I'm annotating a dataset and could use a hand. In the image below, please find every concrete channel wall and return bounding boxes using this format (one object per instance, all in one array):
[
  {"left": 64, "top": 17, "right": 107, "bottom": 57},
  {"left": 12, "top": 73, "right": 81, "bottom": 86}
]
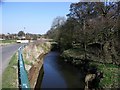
[{"left": 22, "top": 42, "right": 51, "bottom": 88}]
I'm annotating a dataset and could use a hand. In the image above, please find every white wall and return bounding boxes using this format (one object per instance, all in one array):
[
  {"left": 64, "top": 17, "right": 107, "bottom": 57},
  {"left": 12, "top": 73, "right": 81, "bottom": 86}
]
[{"left": 16, "top": 40, "right": 29, "bottom": 43}]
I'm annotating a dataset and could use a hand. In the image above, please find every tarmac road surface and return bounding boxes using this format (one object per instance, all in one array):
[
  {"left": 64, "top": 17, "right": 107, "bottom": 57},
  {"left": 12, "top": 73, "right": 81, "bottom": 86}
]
[{"left": 0, "top": 43, "right": 26, "bottom": 75}]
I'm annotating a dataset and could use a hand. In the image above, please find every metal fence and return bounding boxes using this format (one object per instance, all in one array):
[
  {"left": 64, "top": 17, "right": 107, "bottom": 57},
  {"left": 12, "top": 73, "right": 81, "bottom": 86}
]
[{"left": 18, "top": 46, "right": 30, "bottom": 89}]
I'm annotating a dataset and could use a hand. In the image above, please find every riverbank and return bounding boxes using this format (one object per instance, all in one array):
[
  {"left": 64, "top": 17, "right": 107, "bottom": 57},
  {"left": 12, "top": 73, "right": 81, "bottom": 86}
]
[
  {"left": 90, "top": 62, "right": 120, "bottom": 88},
  {"left": 23, "top": 41, "right": 51, "bottom": 88},
  {"left": 61, "top": 48, "right": 120, "bottom": 89}
]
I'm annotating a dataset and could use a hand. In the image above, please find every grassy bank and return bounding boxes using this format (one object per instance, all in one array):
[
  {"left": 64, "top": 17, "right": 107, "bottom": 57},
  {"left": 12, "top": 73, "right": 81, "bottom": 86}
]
[
  {"left": 2, "top": 53, "right": 18, "bottom": 88},
  {"left": 61, "top": 49, "right": 120, "bottom": 88},
  {"left": 89, "top": 62, "right": 120, "bottom": 88},
  {"left": 0, "top": 40, "right": 16, "bottom": 43}
]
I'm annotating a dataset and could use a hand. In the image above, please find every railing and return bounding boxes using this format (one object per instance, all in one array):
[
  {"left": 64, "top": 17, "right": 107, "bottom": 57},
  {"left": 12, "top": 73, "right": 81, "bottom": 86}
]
[{"left": 18, "top": 46, "right": 30, "bottom": 89}]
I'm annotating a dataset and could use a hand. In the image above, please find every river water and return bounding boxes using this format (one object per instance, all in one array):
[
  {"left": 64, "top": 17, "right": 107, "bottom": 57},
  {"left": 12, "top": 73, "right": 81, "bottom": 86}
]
[{"left": 41, "top": 51, "right": 85, "bottom": 89}]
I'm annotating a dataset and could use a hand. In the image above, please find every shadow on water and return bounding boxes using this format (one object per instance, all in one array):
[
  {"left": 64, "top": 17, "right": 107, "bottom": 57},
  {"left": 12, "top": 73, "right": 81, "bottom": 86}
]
[
  {"left": 36, "top": 43, "right": 104, "bottom": 90},
  {"left": 41, "top": 51, "right": 85, "bottom": 89}
]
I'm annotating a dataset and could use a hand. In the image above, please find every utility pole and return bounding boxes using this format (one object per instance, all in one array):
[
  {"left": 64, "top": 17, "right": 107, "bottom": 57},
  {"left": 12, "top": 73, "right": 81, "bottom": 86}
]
[{"left": 24, "top": 27, "right": 26, "bottom": 39}]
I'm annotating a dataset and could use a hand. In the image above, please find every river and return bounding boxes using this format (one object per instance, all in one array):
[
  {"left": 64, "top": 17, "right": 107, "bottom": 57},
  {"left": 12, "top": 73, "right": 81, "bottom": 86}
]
[{"left": 41, "top": 51, "right": 85, "bottom": 89}]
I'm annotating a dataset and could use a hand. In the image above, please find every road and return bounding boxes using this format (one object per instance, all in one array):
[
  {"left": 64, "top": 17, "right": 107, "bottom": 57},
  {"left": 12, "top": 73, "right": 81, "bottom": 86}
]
[{"left": 0, "top": 43, "right": 26, "bottom": 75}]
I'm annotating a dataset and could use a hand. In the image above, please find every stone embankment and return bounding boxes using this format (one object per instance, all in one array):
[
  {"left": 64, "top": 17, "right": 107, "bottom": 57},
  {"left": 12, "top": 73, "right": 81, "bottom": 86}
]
[{"left": 23, "top": 41, "right": 51, "bottom": 88}]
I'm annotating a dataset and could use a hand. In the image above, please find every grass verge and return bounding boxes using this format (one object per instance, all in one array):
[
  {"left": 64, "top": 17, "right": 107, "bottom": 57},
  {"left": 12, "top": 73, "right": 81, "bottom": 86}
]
[
  {"left": 1, "top": 40, "right": 16, "bottom": 43},
  {"left": 90, "top": 62, "right": 120, "bottom": 88},
  {"left": 2, "top": 53, "right": 18, "bottom": 88}
]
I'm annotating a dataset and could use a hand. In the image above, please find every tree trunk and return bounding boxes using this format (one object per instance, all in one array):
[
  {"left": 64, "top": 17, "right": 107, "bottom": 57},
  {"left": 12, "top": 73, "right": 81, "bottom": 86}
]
[{"left": 83, "top": 20, "right": 87, "bottom": 60}]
